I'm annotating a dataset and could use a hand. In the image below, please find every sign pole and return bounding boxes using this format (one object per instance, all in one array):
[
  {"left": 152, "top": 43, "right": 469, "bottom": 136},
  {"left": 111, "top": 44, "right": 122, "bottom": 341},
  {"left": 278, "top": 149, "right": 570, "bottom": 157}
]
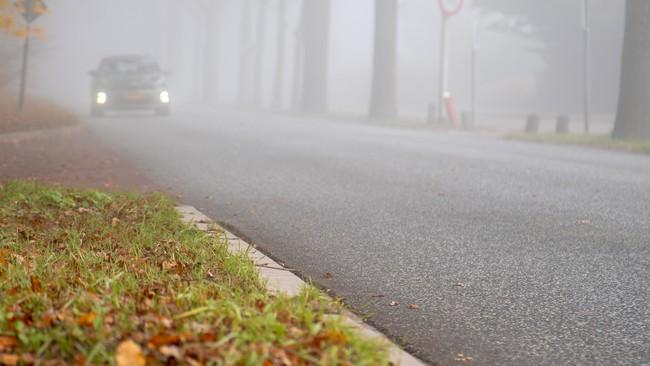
[
  {"left": 435, "top": 0, "right": 463, "bottom": 124},
  {"left": 18, "top": 23, "right": 31, "bottom": 112}
]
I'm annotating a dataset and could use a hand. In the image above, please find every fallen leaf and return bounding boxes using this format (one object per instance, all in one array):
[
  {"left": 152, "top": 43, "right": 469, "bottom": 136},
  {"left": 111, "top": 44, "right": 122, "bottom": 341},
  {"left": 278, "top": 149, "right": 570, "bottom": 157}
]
[
  {"left": 408, "top": 304, "right": 420, "bottom": 310},
  {"left": 148, "top": 332, "right": 180, "bottom": 348},
  {"left": 454, "top": 353, "right": 474, "bottom": 362},
  {"left": 0, "top": 354, "right": 19, "bottom": 365},
  {"left": 323, "top": 272, "right": 334, "bottom": 279},
  {"left": 75, "top": 354, "right": 85, "bottom": 366},
  {"left": 30, "top": 276, "right": 42, "bottom": 293},
  {"left": 159, "top": 345, "right": 182, "bottom": 360},
  {"left": 269, "top": 347, "right": 292, "bottom": 366},
  {"left": 255, "top": 299, "right": 266, "bottom": 312},
  {"left": 0, "top": 336, "right": 18, "bottom": 351},
  {"left": 76, "top": 312, "right": 96, "bottom": 327},
  {"left": 116, "top": 339, "right": 145, "bottom": 366},
  {"left": 111, "top": 217, "right": 120, "bottom": 227}
]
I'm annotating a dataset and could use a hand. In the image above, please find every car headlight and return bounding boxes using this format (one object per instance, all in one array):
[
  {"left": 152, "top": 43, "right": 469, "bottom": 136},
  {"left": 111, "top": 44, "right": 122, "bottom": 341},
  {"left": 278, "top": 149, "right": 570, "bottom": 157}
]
[
  {"left": 96, "top": 92, "right": 107, "bottom": 104},
  {"left": 159, "top": 91, "right": 170, "bottom": 104}
]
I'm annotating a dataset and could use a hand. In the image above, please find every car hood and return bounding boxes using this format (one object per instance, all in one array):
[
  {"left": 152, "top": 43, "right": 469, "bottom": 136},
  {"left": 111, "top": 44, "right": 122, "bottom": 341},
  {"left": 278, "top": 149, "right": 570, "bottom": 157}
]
[{"left": 95, "top": 73, "right": 166, "bottom": 90}]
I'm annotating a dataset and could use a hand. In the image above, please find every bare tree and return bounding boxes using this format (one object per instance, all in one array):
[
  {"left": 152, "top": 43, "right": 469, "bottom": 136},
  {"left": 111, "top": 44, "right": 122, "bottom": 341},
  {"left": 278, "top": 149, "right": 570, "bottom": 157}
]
[
  {"left": 368, "top": 0, "right": 398, "bottom": 120},
  {"left": 300, "top": 0, "right": 330, "bottom": 115},
  {"left": 238, "top": 0, "right": 253, "bottom": 105},
  {"left": 613, "top": 0, "right": 650, "bottom": 139},
  {"left": 272, "top": 0, "right": 287, "bottom": 109},
  {"left": 203, "top": 1, "right": 224, "bottom": 104},
  {"left": 252, "top": 0, "right": 269, "bottom": 107}
]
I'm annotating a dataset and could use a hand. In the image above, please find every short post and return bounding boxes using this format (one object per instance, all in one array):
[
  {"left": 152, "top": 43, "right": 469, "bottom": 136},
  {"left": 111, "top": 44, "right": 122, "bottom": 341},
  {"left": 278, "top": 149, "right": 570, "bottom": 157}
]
[
  {"left": 525, "top": 114, "right": 540, "bottom": 134},
  {"left": 556, "top": 115, "right": 570, "bottom": 134},
  {"left": 427, "top": 103, "right": 436, "bottom": 124},
  {"left": 461, "top": 111, "right": 473, "bottom": 130}
]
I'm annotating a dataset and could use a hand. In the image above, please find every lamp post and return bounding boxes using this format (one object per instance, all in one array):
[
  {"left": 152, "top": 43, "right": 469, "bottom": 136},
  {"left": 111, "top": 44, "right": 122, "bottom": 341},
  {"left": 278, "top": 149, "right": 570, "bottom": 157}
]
[{"left": 436, "top": 0, "right": 464, "bottom": 123}]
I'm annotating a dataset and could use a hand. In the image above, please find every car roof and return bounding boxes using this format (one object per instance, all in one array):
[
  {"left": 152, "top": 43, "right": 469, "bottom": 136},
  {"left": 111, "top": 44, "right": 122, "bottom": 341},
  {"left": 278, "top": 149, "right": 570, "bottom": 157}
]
[{"left": 100, "top": 55, "right": 158, "bottom": 64}]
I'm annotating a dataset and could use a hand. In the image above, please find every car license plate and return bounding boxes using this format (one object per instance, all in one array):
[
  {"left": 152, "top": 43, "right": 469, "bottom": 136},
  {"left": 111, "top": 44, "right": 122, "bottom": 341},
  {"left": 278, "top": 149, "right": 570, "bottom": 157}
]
[{"left": 126, "top": 91, "right": 145, "bottom": 101}]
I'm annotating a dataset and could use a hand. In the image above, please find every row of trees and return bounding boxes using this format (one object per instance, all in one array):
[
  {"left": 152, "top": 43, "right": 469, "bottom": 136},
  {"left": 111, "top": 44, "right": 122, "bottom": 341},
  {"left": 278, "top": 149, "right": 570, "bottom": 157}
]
[
  {"left": 184, "top": 0, "right": 646, "bottom": 138},
  {"left": 474, "top": 0, "right": 648, "bottom": 138},
  {"left": 174, "top": 0, "right": 398, "bottom": 120}
]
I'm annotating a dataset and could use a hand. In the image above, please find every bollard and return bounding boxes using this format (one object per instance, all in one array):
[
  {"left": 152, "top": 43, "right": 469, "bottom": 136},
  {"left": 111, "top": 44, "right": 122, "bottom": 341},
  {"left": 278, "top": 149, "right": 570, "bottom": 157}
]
[
  {"left": 427, "top": 103, "right": 437, "bottom": 124},
  {"left": 556, "top": 115, "right": 570, "bottom": 134},
  {"left": 461, "top": 111, "right": 474, "bottom": 130},
  {"left": 525, "top": 114, "right": 540, "bottom": 133}
]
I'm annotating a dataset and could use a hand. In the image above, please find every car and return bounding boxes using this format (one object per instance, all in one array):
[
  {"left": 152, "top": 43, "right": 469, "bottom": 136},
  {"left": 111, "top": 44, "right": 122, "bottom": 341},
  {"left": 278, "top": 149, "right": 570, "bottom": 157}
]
[{"left": 89, "top": 55, "right": 171, "bottom": 117}]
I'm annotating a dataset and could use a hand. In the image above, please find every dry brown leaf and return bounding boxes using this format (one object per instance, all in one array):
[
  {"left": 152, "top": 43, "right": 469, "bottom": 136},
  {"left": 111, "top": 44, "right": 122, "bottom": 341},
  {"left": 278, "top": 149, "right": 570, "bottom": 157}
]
[
  {"left": 76, "top": 312, "right": 96, "bottom": 327},
  {"left": 0, "top": 354, "right": 19, "bottom": 366},
  {"left": 408, "top": 304, "right": 420, "bottom": 310},
  {"left": 116, "top": 339, "right": 145, "bottom": 366},
  {"left": 0, "top": 336, "right": 18, "bottom": 351},
  {"left": 323, "top": 272, "right": 334, "bottom": 279},
  {"left": 148, "top": 332, "right": 180, "bottom": 348},
  {"left": 111, "top": 217, "right": 120, "bottom": 227},
  {"left": 159, "top": 345, "right": 182, "bottom": 360},
  {"left": 30, "top": 276, "right": 42, "bottom": 293}
]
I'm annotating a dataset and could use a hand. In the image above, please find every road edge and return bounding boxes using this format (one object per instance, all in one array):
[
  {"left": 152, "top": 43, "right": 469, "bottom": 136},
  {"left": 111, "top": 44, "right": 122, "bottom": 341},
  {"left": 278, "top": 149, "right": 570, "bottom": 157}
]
[{"left": 176, "top": 205, "right": 428, "bottom": 366}]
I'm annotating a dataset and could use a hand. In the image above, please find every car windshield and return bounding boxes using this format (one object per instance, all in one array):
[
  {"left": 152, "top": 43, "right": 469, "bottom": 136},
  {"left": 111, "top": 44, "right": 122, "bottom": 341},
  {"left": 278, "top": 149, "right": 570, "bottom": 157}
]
[{"left": 100, "top": 58, "right": 160, "bottom": 75}]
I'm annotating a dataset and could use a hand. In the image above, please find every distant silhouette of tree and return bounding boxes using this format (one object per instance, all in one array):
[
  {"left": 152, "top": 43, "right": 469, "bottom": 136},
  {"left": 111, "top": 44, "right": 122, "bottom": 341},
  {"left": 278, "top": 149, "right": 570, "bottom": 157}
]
[
  {"left": 368, "top": 0, "right": 398, "bottom": 121},
  {"left": 613, "top": 0, "right": 650, "bottom": 139},
  {"left": 300, "top": 0, "right": 330, "bottom": 115}
]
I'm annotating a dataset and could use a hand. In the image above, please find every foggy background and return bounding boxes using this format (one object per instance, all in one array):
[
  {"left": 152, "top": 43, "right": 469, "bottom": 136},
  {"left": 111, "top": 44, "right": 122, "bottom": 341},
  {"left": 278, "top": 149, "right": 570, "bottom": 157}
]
[{"left": 1, "top": 0, "right": 625, "bottom": 127}]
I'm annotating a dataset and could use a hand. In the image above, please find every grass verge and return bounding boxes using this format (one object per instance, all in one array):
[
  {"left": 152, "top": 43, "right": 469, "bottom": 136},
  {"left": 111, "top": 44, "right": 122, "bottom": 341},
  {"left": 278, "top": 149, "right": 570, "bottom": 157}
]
[
  {"left": 0, "top": 181, "right": 389, "bottom": 365},
  {"left": 0, "top": 93, "right": 78, "bottom": 134},
  {"left": 507, "top": 132, "right": 650, "bottom": 155}
]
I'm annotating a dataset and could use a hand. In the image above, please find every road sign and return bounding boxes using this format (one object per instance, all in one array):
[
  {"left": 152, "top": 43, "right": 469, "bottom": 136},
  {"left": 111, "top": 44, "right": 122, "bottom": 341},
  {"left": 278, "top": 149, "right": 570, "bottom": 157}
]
[
  {"left": 438, "top": 0, "right": 464, "bottom": 17},
  {"left": 14, "top": 0, "right": 47, "bottom": 24}
]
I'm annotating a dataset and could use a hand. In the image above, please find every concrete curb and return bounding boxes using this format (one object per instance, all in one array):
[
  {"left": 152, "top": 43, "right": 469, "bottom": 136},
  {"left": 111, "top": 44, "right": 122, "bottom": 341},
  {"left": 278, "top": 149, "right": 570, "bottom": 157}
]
[
  {"left": 0, "top": 125, "right": 83, "bottom": 144},
  {"left": 176, "top": 205, "right": 427, "bottom": 366}
]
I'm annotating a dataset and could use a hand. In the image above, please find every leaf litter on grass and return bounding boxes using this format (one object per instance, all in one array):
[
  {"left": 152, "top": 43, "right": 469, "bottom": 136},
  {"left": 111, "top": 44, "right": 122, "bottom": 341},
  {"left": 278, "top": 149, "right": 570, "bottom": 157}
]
[{"left": 0, "top": 180, "right": 390, "bottom": 365}]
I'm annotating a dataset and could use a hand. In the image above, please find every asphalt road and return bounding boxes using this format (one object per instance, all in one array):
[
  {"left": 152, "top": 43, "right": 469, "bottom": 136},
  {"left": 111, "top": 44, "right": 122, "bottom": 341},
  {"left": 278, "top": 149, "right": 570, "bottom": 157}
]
[{"left": 88, "top": 108, "right": 649, "bottom": 366}]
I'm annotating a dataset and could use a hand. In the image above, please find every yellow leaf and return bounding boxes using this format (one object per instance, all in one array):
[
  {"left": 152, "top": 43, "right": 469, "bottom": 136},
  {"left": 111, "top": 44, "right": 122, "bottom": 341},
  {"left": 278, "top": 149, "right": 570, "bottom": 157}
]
[{"left": 116, "top": 339, "right": 145, "bottom": 366}]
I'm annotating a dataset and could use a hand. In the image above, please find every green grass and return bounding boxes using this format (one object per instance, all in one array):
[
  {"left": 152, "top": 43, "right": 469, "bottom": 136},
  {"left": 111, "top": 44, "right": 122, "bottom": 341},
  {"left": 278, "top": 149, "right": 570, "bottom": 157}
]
[
  {"left": 0, "top": 181, "right": 389, "bottom": 365},
  {"left": 507, "top": 132, "right": 650, "bottom": 154}
]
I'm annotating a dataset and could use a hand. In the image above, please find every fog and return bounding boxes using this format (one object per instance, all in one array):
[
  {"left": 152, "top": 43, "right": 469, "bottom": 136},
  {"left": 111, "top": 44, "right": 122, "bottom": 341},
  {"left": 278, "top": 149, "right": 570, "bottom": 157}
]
[{"left": 2, "top": 0, "right": 625, "bottom": 127}]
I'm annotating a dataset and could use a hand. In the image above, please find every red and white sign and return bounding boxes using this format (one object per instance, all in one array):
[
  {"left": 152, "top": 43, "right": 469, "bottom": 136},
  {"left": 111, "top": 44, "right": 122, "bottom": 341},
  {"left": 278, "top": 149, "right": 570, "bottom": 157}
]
[{"left": 438, "top": 0, "right": 464, "bottom": 17}]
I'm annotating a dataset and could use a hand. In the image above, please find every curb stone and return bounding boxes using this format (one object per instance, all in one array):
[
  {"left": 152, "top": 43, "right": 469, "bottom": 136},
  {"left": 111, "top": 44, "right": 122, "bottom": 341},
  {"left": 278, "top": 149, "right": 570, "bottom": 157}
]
[
  {"left": 176, "top": 205, "right": 428, "bottom": 366},
  {"left": 0, "top": 125, "right": 82, "bottom": 144}
]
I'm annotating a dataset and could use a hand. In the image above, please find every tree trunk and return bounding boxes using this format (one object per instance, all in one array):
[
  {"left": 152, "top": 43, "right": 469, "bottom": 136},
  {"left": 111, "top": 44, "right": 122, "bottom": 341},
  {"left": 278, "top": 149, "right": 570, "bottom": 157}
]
[
  {"left": 613, "top": 0, "right": 650, "bottom": 139},
  {"left": 272, "top": 0, "right": 287, "bottom": 109},
  {"left": 252, "top": 0, "right": 269, "bottom": 107},
  {"left": 238, "top": 0, "right": 253, "bottom": 105},
  {"left": 368, "top": 0, "right": 398, "bottom": 120},
  {"left": 300, "top": 0, "right": 330, "bottom": 115},
  {"left": 203, "top": 4, "right": 221, "bottom": 104}
]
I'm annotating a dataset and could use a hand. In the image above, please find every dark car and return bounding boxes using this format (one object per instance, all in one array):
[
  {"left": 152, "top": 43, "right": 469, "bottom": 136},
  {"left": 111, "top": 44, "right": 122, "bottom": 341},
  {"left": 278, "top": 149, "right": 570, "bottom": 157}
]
[{"left": 89, "top": 55, "right": 170, "bottom": 116}]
